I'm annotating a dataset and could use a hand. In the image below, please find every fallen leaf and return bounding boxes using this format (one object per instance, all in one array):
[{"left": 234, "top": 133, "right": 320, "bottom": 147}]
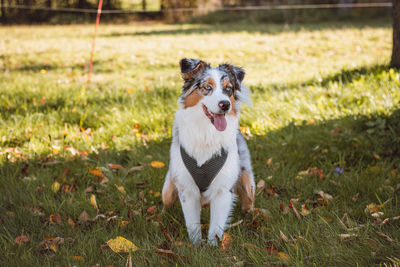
[
  {"left": 278, "top": 252, "right": 288, "bottom": 260},
  {"left": 126, "top": 253, "right": 133, "bottom": 267},
  {"left": 352, "top": 192, "right": 360, "bottom": 202},
  {"left": 78, "top": 210, "right": 91, "bottom": 223},
  {"left": 67, "top": 217, "right": 76, "bottom": 227},
  {"left": 280, "top": 203, "right": 289, "bottom": 214},
  {"left": 89, "top": 168, "right": 104, "bottom": 178},
  {"left": 221, "top": 233, "right": 233, "bottom": 251},
  {"left": 121, "top": 220, "right": 129, "bottom": 228},
  {"left": 339, "top": 233, "right": 357, "bottom": 240},
  {"left": 266, "top": 158, "right": 272, "bottom": 166},
  {"left": 72, "top": 256, "right": 83, "bottom": 261},
  {"left": 317, "top": 190, "right": 333, "bottom": 200},
  {"left": 279, "top": 230, "right": 289, "bottom": 243},
  {"left": 256, "top": 179, "right": 265, "bottom": 189},
  {"left": 106, "top": 236, "right": 138, "bottom": 253},
  {"left": 266, "top": 246, "right": 278, "bottom": 255},
  {"left": 109, "top": 163, "right": 124, "bottom": 170},
  {"left": 300, "top": 204, "right": 310, "bottom": 216},
  {"left": 147, "top": 205, "right": 157, "bottom": 214},
  {"left": 50, "top": 213, "right": 61, "bottom": 224},
  {"left": 376, "top": 231, "right": 395, "bottom": 242},
  {"left": 115, "top": 184, "right": 127, "bottom": 194},
  {"left": 289, "top": 201, "right": 301, "bottom": 220},
  {"left": 90, "top": 194, "right": 98, "bottom": 210},
  {"left": 15, "top": 235, "right": 29, "bottom": 245},
  {"left": 51, "top": 181, "right": 60, "bottom": 193},
  {"left": 128, "top": 166, "right": 143, "bottom": 172},
  {"left": 151, "top": 161, "right": 165, "bottom": 168}
]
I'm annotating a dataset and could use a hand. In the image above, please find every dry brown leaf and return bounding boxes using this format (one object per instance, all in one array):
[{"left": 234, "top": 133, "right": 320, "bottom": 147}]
[
  {"left": 352, "top": 192, "right": 360, "bottom": 202},
  {"left": 266, "top": 158, "right": 272, "bottom": 166},
  {"left": 221, "top": 233, "right": 233, "bottom": 251},
  {"left": 109, "top": 163, "right": 124, "bottom": 170},
  {"left": 376, "top": 231, "right": 395, "bottom": 242},
  {"left": 78, "top": 210, "right": 91, "bottom": 223},
  {"left": 289, "top": 201, "right": 301, "bottom": 220},
  {"left": 49, "top": 213, "right": 61, "bottom": 224},
  {"left": 256, "top": 179, "right": 265, "bottom": 189},
  {"left": 128, "top": 166, "right": 143, "bottom": 173},
  {"left": 147, "top": 205, "right": 157, "bottom": 214},
  {"left": 67, "top": 217, "right": 76, "bottom": 227},
  {"left": 15, "top": 235, "right": 29, "bottom": 245},
  {"left": 279, "top": 230, "right": 289, "bottom": 243}
]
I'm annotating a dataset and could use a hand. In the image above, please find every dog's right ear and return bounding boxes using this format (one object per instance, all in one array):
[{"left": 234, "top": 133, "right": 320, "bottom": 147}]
[{"left": 180, "top": 58, "right": 208, "bottom": 80}]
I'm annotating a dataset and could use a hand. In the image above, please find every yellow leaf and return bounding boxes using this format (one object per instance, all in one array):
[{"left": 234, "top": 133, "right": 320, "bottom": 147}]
[
  {"left": 106, "top": 236, "right": 138, "bottom": 253},
  {"left": 154, "top": 192, "right": 161, "bottom": 197},
  {"left": 89, "top": 168, "right": 104, "bottom": 178},
  {"left": 300, "top": 204, "right": 310, "bottom": 216},
  {"left": 114, "top": 184, "right": 126, "bottom": 194},
  {"left": 278, "top": 252, "right": 288, "bottom": 260},
  {"left": 90, "top": 194, "right": 98, "bottom": 210},
  {"left": 51, "top": 181, "right": 60, "bottom": 193},
  {"left": 72, "top": 256, "right": 83, "bottom": 261},
  {"left": 49, "top": 243, "right": 57, "bottom": 253},
  {"left": 151, "top": 161, "right": 165, "bottom": 168},
  {"left": 40, "top": 69, "right": 47, "bottom": 74}
]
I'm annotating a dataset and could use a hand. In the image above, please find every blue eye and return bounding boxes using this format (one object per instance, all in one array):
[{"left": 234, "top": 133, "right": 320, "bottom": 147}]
[
  {"left": 226, "top": 86, "right": 232, "bottom": 92},
  {"left": 205, "top": 85, "right": 212, "bottom": 91}
]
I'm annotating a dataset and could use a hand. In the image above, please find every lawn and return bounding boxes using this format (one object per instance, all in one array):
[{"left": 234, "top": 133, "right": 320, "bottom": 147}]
[{"left": 1, "top": 18, "right": 400, "bottom": 266}]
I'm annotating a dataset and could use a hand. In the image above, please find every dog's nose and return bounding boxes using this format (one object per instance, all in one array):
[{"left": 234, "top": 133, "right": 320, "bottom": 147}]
[{"left": 218, "top": 100, "right": 230, "bottom": 111}]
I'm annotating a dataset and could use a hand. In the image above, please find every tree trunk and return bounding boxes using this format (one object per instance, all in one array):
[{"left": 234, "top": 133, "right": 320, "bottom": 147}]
[
  {"left": 142, "top": 0, "right": 146, "bottom": 11},
  {"left": 0, "top": 0, "right": 5, "bottom": 23},
  {"left": 391, "top": 0, "right": 400, "bottom": 68}
]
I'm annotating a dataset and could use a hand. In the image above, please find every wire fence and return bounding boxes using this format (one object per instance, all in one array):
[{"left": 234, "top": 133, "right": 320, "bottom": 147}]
[{"left": 2, "top": 2, "right": 393, "bottom": 14}]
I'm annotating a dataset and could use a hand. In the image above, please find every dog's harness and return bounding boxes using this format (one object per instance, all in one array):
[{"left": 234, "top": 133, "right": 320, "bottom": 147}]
[{"left": 180, "top": 146, "right": 228, "bottom": 192}]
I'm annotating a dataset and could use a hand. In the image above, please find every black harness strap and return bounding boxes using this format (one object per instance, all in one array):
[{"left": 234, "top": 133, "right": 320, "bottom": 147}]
[{"left": 180, "top": 146, "right": 228, "bottom": 192}]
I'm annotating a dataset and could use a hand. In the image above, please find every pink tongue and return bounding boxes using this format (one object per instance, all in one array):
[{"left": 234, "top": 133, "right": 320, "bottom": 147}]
[{"left": 213, "top": 114, "right": 227, "bottom": 131}]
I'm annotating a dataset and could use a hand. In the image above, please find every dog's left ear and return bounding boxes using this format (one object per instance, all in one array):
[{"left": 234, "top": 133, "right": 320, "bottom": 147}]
[{"left": 219, "top": 63, "right": 245, "bottom": 89}]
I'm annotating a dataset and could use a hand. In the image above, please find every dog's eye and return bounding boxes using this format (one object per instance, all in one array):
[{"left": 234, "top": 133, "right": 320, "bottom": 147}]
[
  {"left": 205, "top": 85, "right": 212, "bottom": 91},
  {"left": 225, "top": 86, "right": 232, "bottom": 92}
]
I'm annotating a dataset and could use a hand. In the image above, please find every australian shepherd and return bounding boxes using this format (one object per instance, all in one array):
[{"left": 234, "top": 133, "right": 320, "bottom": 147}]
[{"left": 162, "top": 58, "right": 255, "bottom": 245}]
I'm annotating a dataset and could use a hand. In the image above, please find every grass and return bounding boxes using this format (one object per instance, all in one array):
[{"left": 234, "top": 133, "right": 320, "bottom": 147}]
[{"left": 1, "top": 18, "right": 400, "bottom": 266}]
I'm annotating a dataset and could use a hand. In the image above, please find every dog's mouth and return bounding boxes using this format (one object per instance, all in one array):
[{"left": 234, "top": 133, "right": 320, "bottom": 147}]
[{"left": 202, "top": 104, "right": 227, "bottom": 132}]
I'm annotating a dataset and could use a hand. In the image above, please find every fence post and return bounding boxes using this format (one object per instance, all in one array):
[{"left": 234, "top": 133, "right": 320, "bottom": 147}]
[{"left": 88, "top": 0, "right": 103, "bottom": 84}]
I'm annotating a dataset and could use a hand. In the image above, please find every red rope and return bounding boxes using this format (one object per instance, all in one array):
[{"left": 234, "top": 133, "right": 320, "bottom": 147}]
[{"left": 88, "top": 0, "right": 103, "bottom": 84}]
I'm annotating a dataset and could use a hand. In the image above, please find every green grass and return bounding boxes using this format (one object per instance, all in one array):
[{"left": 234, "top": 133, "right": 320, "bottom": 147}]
[{"left": 1, "top": 18, "right": 400, "bottom": 266}]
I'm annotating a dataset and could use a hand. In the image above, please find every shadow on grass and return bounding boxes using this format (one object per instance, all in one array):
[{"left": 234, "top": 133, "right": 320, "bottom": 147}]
[
  {"left": 101, "top": 17, "right": 390, "bottom": 38},
  {"left": 1, "top": 64, "right": 393, "bottom": 122}
]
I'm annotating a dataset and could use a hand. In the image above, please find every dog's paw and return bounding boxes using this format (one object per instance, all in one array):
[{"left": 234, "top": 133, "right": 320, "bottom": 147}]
[{"left": 207, "top": 238, "right": 218, "bottom": 246}]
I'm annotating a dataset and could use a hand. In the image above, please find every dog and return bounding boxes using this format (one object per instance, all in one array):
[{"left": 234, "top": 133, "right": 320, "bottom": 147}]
[{"left": 162, "top": 58, "right": 255, "bottom": 245}]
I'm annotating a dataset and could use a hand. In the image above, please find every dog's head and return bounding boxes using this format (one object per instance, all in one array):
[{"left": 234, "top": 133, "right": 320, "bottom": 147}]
[{"left": 179, "top": 58, "right": 247, "bottom": 132}]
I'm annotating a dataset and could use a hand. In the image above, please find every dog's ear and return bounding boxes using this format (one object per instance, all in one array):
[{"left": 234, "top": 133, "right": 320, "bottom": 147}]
[
  {"left": 219, "top": 63, "right": 245, "bottom": 90},
  {"left": 180, "top": 58, "right": 208, "bottom": 80}
]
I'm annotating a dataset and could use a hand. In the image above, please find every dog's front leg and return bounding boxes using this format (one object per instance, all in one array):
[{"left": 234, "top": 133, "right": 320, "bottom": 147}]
[
  {"left": 208, "top": 189, "right": 233, "bottom": 245},
  {"left": 179, "top": 189, "right": 202, "bottom": 244}
]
